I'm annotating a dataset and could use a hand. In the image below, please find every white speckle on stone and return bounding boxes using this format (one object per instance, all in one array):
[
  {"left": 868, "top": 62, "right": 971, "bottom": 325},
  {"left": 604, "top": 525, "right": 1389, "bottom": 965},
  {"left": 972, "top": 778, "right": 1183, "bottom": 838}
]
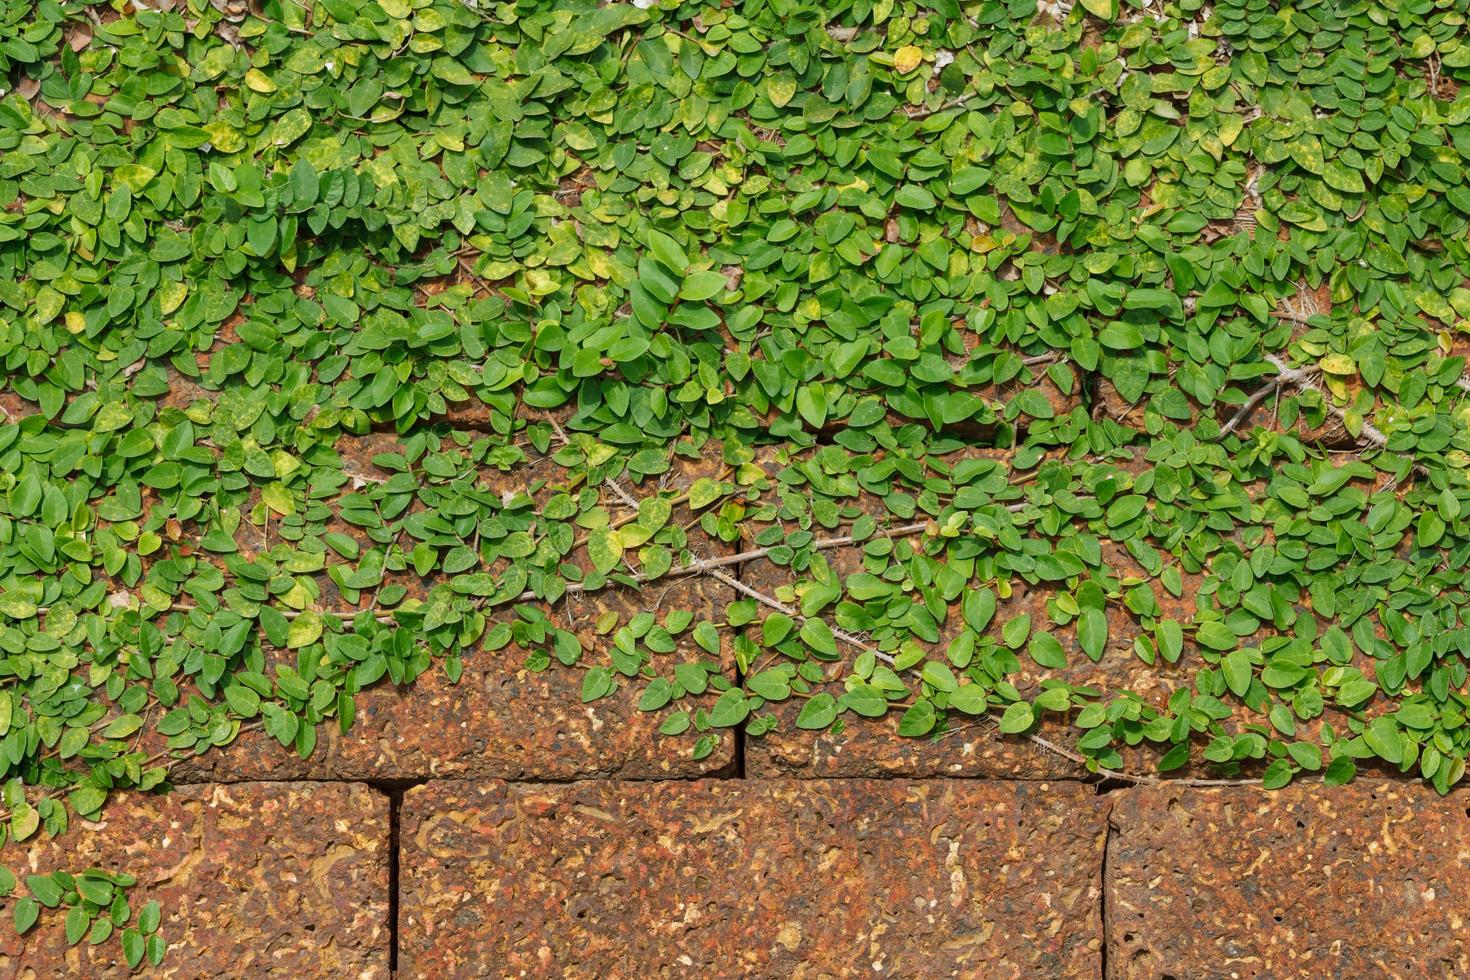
[{"left": 946, "top": 839, "right": 967, "bottom": 907}]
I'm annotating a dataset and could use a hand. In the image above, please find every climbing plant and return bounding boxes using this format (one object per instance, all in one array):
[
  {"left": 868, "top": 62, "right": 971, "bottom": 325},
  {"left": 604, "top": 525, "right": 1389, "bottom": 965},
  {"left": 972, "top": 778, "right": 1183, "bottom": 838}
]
[{"left": 4, "top": 0, "right": 1470, "bottom": 957}]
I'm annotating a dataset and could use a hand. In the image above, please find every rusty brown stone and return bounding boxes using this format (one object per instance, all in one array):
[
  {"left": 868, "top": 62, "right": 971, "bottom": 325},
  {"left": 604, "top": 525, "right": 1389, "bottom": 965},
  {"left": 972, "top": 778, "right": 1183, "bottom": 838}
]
[
  {"left": 0, "top": 782, "right": 389, "bottom": 977},
  {"left": 153, "top": 372, "right": 215, "bottom": 415},
  {"left": 163, "top": 577, "right": 737, "bottom": 782},
  {"left": 398, "top": 779, "right": 1107, "bottom": 977},
  {"left": 0, "top": 388, "right": 34, "bottom": 422},
  {"left": 1107, "top": 782, "right": 1470, "bottom": 978}
]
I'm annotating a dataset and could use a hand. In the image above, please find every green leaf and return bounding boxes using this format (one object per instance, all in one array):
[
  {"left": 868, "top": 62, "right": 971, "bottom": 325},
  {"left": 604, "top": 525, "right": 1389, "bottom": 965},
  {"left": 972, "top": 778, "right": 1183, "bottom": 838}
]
[
  {"left": 646, "top": 230, "right": 690, "bottom": 273},
  {"left": 101, "top": 714, "right": 144, "bottom": 739},
  {"left": 762, "top": 614, "right": 793, "bottom": 646},
  {"left": 795, "top": 693, "right": 839, "bottom": 729},
  {"left": 920, "top": 661, "right": 957, "bottom": 693},
  {"left": 1363, "top": 717, "right": 1402, "bottom": 764},
  {"left": 1195, "top": 621, "right": 1236, "bottom": 652},
  {"left": 1002, "top": 613, "right": 1032, "bottom": 649},
  {"left": 225, "top": 684, "right": 261, "bottom": 718},
  {"left": 679, "top": 271, "right": 727, "bottom": 302},
  {"left": 138, "top": 901, "right": 162, "bottom": 936},
  {"left": 65, "top": 905, "right": 90, "bottom": 945},
  {"left": 26, "top": 874, "right": 62, "bottom": 908},
  {"left": 746, "top": 669, "right": 791, "bottom": 701},
  {"left": 948, "top": 684, "right": 987, "bottom": 715},
  {"left": 840, "top": 683, "right": 888, "bottom": 718},
  {"left": 1324, "top": 756, "right": 1357, "bottom": 786},
  {"left": 1029, "top": 633, "right": 1068, "bottom": 669},
  {"left": 122, "top": 928, "right": 146, "bottom": 969},
  {"left": 897, "top": 700, "right": 936, "bottom": 736},
  {"left": 895, "top": 184, "right": 936, "bottom": 210},
  {"left": 13, "top": 897, "right": 38, "bottom": 935},
  {"left": 998, "top": 701, "right": 1034, "bottom": 734},
  {"left": 799, "top": 618, "right": 838, "bottom": 657},
  {"left": 581, "top": 667, "right": 615, "bottom": 703},
  {"left": 637, "top": 679, "right": 674, "bottom": 711},
  {"left": 1222, "top": 651, "right": 1252, "bottom": 698},
  {"left": 287, "top": 611, "right": 322, "bottom": 650},
  {"left": 1077, "top": 608, "right": 1107, "bottom": 662},
  {"left": 708, "top": 689, "right": 749, "bottom": 727},
  {"left": 1157, "top": 742, "right": 1190, "bottom": 771}
]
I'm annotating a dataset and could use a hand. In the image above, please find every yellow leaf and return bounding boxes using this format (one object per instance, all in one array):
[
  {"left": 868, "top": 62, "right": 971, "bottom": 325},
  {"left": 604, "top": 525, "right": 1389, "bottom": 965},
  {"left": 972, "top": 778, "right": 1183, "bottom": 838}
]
[
  {"left": 768, "top": 75, "right": 797, "bottom": 108},
  {"left": 34, "top": 286, "right": 64, "bottom": 325},
  {"left": 1321, "top": 353, "right": 1356, "bottom": 375},
  {"left": 288, "top": 611, "right": 322, "bottom": 649},
  {"left": 158, "top": 280, "right": 188, "bottom": 315},
  {"left": 204, "top": 120, "right": 245, "bottom": 154},
  {"left": 271, "top": 450, "right": 302, "bottom": 478},
  {"left": 244, "top": 69, "right": 277, "bottom": 93},
  {"left": 261, "top": 482, "right": 296, "bottom": 516},
  {"left": 893, "top": 45, "right": 923, "bottom": 75},
  {"left": 1219, "top": 115, "right": 1243, "bottom": 147},
  {"left": 1081, "top": 0, "right": 1118, "bottom": 19}
]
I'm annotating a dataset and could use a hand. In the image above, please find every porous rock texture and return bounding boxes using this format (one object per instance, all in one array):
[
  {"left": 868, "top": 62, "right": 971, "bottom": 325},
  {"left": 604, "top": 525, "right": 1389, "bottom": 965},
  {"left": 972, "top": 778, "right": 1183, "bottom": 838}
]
[
  {"left": 397, "top": 778, "right": 1107, "bottom": 978},
  {"left": 0, "top": 782, "right": 390, "bottom": 978},
  {"left": 1107, "top": 781, "right": 1470, "bottom": 978}
]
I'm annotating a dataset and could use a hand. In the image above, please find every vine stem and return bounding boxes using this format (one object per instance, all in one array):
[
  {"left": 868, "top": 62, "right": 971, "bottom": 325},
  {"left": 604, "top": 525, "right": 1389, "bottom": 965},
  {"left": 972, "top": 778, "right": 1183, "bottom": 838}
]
[
  {"left": 907, "top": 91, "right": 979, "bottom": 120},
  {"left": 705, "top": 565, "right": 889, "bottom": 663},
  {"left": 37, "top": 494, "right": 1043, "bottom": 635},
  {"left": 705, "top": 529, "right": 1260, "bottom": 789},
  {"left": 1002, "top": 723, "right": 1261, "bottom": 788},
  {"left": 1214, "top": 373, "right": 1285, "bottom": 440},
  {"left": 1265, "top": 354, "right": 1388, "bottom": 447},
  {"left": 1217, "top": 352, "right": 1388, "bottom": 449},
  {"left": 1217, "top": 352, "right": 1389, "bottom": 447}
]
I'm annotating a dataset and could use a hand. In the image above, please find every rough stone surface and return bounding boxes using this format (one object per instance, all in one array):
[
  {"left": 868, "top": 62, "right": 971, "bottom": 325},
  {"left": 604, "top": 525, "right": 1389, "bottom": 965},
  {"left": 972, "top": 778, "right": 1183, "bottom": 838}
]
[
  {"left": 162, "top": 577, "right": 737, "bottom": 782},
  {"left": 0, "top": 782, "right": 389, "bottom": 978},
  {"left": 397, "top": 779, "right": 1107, "bottom": 978},
  {"left": 1107, "top": 782, "right": 1470, "bottom": 978}
]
